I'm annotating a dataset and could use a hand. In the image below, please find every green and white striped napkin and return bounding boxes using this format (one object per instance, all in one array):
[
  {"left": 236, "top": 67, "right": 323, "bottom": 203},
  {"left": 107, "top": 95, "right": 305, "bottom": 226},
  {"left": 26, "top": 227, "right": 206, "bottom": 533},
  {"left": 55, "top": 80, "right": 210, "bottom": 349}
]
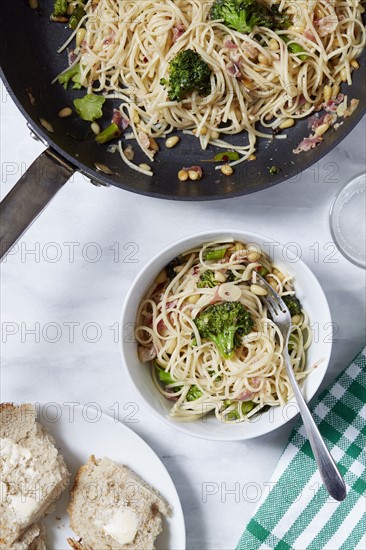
[{"left": 237, "top": 348, "right": 366, "bottom": 550}]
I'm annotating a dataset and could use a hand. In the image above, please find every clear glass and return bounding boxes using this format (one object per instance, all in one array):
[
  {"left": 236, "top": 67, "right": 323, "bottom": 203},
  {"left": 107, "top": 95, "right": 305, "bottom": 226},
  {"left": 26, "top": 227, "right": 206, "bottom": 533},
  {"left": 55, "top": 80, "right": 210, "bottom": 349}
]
[{"left": 329, "top": 173, "right": 366, "bottom": 269}]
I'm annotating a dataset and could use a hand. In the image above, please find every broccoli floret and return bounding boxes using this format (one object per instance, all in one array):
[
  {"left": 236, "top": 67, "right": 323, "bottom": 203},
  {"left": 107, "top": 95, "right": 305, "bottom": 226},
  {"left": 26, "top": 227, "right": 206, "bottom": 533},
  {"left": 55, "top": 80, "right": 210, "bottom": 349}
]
[
  {"left": 53, "top": 0, "right": 67, "bottom": 16},
  {"left": 210, "top": 0, "right": 285, "bottom": 33},
  {"left": 186, "top": 385, "right": 203, "bottom": 401},
  {"left": 160, "top": 49, "right": 211, "bottom": 102},
  {"left": 197, "top": 270, "right": 218, "bottom": 289},
  {"left": 194, "top": 302, "right": 253, "bottom": 359},
  {"left": 210, "top": 0, "right": 271, "bottom": 33},
  {"left": 283, "top": 294, "right": 302, "bottom": 316}
]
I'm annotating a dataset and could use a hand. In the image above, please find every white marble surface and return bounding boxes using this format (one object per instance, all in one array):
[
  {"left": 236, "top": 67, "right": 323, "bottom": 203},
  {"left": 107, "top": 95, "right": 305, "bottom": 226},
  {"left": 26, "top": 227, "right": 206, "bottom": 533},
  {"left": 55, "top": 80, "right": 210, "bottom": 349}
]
[{"left": 1, "top": 81, "right": 365, "bottom": 550}]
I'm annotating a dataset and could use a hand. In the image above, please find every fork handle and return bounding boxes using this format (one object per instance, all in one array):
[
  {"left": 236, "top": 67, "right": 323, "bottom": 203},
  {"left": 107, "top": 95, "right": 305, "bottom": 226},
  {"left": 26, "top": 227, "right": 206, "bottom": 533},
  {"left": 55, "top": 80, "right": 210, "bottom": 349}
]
[{"left": 284, "top": 352, "right": 347, "bottom": 501}]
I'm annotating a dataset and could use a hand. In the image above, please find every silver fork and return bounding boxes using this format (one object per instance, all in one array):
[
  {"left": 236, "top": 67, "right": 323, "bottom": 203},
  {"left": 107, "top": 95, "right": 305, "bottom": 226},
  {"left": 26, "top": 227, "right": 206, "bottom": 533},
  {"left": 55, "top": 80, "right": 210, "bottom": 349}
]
[{"left": 257, "top": 274, "right": 347, "bottom": 501}]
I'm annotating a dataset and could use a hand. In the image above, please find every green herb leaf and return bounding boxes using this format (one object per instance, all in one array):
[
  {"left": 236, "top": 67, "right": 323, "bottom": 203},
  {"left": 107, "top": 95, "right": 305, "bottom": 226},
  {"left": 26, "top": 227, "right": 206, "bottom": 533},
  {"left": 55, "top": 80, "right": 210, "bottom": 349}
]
[
  {"left": 213, "top": 151, "right": 240, "bottom": 162},
  {"left": 73, "top": 94, "right": 105, "bottom": 122},
  {"left": 269, "top": 165, "right": 281, "bottom": 175},
  {"left": 186, "top": 385, "right": 203, "bottom": 401}
]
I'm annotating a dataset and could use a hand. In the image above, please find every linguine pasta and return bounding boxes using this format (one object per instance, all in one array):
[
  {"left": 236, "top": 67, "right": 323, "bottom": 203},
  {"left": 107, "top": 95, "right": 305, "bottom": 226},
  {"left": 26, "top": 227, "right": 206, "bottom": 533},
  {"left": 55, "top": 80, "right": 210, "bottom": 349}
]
[
  {"left": 60, "top": 0, "right": 366, "bottom": 168},
  {"left": 135, "top": 239, "right": 313, "bottom": 423}
]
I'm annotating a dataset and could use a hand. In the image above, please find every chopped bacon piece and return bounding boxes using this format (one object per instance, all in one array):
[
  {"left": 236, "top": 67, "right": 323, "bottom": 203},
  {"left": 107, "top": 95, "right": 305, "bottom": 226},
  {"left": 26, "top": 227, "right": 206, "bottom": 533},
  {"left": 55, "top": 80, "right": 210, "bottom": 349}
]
[
  {"left": 68, "top": 48, "right": 78, "bottom": 65},
  {"left": 307, "top": 112, "right": 336, "bottom": 132},
  {"left": 103, "top": 32, "right": 115, "bottom": 46},
  {"left": 241, "top": 41, "right": 258, "bottom": 59},
  {"left": 112, "top": 109, "right": 129, "bottom": 131},
  {"left": 304, "top": 29, "right": 316, "bottom": 42},
  {"left": 138, "top": 344, "right": 157, "bottom": 362},
  {"left": 166, "top": 300, "right": 178, "bottom": 309},
  {"left": 224, "top": 39, "right": 238, "bottom": 50},
  {"left": 293, "top": 134, "right": 323, "bottom": 154},
  {"left": 320, "top": 93, "right": 345, "bottom": 113},
  {"left": 138, "top": 131, "right": 152, "bottom": 152},
  {"left": 316, "top": 14, "right": 338, "bottom": 37},
  {"left": 226, "top": 58, "right": 242, "bottom": 78},
  {"left": 173, "top": 23, "right": 186, "bottom": 42},
  {"left": 237, "top": 378, "right": 261, "bottom": 400},
  {"left": 157, "top": 319, "right": 167, "bottom": 334}
]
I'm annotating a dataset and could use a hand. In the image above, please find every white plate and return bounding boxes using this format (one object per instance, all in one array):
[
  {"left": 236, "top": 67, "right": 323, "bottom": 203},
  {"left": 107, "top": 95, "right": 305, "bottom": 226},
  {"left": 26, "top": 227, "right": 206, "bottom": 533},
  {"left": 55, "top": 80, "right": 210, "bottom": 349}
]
[{"left": 38, "top": 404, "right": 186, "bottom": 550}]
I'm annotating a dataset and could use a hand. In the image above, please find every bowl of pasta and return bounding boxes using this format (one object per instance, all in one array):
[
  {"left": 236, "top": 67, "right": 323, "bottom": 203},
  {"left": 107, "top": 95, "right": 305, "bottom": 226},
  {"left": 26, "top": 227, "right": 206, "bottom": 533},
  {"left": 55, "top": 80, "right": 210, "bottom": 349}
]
[{"left": 120, "top": 230, "right": 332, "bottom": 440}]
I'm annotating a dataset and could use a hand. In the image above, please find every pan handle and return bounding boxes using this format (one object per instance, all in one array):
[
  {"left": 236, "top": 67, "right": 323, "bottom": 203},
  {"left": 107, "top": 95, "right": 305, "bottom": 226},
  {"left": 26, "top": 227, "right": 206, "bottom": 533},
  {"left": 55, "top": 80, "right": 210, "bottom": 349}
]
[{"left": 0, "top": 148, "right": 75, "bottom": 261}]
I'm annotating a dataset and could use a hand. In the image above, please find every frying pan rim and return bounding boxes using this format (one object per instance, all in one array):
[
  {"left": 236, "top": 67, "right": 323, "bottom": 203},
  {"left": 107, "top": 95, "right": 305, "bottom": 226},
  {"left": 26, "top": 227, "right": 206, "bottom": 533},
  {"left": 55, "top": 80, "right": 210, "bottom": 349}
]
[{"left": 1, "top": 66, "right": 365, "bottom": 202}]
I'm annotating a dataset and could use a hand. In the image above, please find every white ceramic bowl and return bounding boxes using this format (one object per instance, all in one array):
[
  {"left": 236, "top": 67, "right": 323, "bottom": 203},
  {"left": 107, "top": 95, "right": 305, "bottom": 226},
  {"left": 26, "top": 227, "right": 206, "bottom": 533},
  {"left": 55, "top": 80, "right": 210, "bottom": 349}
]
[{"left": 120, "top": 230, "right": 332, "bottom": 441}]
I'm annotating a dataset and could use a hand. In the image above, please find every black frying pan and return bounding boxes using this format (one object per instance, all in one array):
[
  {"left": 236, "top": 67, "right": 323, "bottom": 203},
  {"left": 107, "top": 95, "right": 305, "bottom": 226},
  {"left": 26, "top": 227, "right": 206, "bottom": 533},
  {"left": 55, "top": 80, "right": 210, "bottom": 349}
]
[{"left": 1, "top": 1, "right": 365, "bottom": 257}]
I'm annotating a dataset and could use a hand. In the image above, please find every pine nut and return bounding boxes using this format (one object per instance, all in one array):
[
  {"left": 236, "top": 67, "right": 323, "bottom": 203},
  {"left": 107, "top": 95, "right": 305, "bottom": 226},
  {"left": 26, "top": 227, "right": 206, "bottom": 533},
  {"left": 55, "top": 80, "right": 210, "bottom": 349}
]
[
  {"left": 139, "top": 163, "right": 151, "bottom": 171},
  {"left": 155, "top": 269, "right": 166, "bottom": 284},
  {"left": 279, "top": 118, "right": 295, "bottom": 130},
  {"left": 197, "top": 127, "right": 207, "bottom": 136},
  {"left": 39, "top": 118, "right": 54, "bottom": 133},
  {"left": 76, "top": 28, "right": 86, "bottom": 48},
  {"left": 248, "top": 154, "right": 256, "bottom": 161},
  {"left": 178, "top": 169, "right": 188, "bottom": 181},
  {"left": 188, "top": 294, "right": 200, "bottom": 304},
  {"left": 58, "top": 107, "right": 72, "bottom": 118},
  {"left": 221, "top": 164, "right": 233, "bottom": 176},
  {"left": 350, "top": 59, "right": 359, "bottom": 69},
  {"left": 165, "top": 136, "right": 180, "bottom": 148},
  {"left": 323, "top": 85, "right": 332, "bottom": 102},
  {"left": 188, "top": 170, "right": 200, "bottom": 180},
  {"left": 258, "top": 53, "right": 269, "bottom": 65},
  {"left": 149, "top": 138, "right": 159, "bottom": 151},
  {"left": 303, "top": 102, "right": 312, "bottom": 110},
  {"left": 268, "top": 279, "right": 278, "bottom": 289},
  {"left": 340, "top": 67, "right": 347, "bottom": 82},
  {"left": 292, "top": 314, "right": 302, "bottom": 325},
  {"left": 248, "top": 251, "right": 261, "bottom": 262},
  {"left": 211, "top": 131, "right": 220, "bottom": 139},
  {"left": 250, "top": 284, "right": 267, "bottom": 296},
  {"left": 235, "top": 242, "right": 245, "bottom": 251},
  {"left": 315, "top": 123, "right": 330, "bottom": 136},
  {"left": 214, "top": 271, "right": 227, "bottom": 283},
  {"left": 91, "top": 122, "right": 100, "bottom": 135},
  {"left": 290, "top": 25, "right": 305, "bottom": 33},
  {"left": 331, "top": 84, "right": 340, "bottom": 99},
  {"left": 269, "top": 38, "right": 279, "bottom": 51},
  {"left": 132, "top": 112, "right": 140, "bottom": 124},
  {"left": 273, "top": 268, "right": 285, "bottom": 282}
]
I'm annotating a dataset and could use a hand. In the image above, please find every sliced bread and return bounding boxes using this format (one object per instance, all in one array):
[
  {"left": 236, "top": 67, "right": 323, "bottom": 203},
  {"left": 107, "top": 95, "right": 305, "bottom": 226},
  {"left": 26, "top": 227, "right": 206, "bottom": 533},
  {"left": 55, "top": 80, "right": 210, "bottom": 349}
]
[
  {"left": 0, "top": 403, "right": 70, "bottom": 548},
  {"left": 10, "top": 522, "right": 47, "bottom": 550},
  {"left": 67, "top": 455, "right": 171, "bottom": 550}
]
